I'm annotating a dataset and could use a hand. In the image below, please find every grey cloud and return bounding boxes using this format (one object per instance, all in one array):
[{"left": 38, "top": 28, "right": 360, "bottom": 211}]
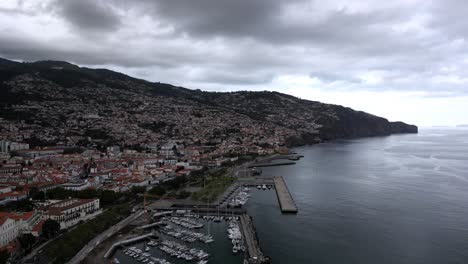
[
  {"left": 193, "top": 70, "right": 274, "bottom": 85},
  {"left": 141, "top": 1, "right": 414, "bottom": 54},
  {"left": 0, "top": 35, "right": 173, "bottom": 68},
  {"left": 140, "top": 0, "right": 287, "bottom": 38},
  {"left": 309, "top": 71, "right": 362, "bottom": 84},
  {"left": 429, "top": 0, "right": 468, "bottom": 39},
  {"left": 54, "top": 0, "right": 121, "bottom": 33},
  {"left": 1, "top": 0, "right": 468, "bottom": 97}
]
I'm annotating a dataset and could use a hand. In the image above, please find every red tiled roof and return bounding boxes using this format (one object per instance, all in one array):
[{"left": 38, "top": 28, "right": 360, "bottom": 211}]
[
  {"left": 0, "top": 211, "right": 34, "bottom": 221},
  {"left": 0, "top": 191, "right": 27, "bottom": 199},
  {"left": 0, "top": 216, "right": 11, "bottom": 225},
  {"left": 32, "top": 220, "right": 45, "bottom": 232},
  {"left": 45, "top": 198, "right": 98, "bottom": 215}
]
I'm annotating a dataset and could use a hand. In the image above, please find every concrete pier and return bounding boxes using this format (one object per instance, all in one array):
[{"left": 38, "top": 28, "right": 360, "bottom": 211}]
[
  {"left": 151, "top": 206, "right": 245, "bottom": 215},
  {"left": 240, "top": 214, "right": 267, "bottom": 264},
  {"left": 237, "top": 176, "right": 275, "bottom": 186},
  {"left": 247, "top": 161, "right": 296, "bottom": 168},
  {"left": 104, "top": 232, "right": 156, "bottom": 258},
  {"left": 274, "top": 176, "right": 298, "bottom": 213}
]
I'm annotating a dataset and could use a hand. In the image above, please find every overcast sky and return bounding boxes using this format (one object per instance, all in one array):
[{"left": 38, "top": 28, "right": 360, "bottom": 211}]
[{"left": 1, "top": 0, "right": 467, "bottom": 126}]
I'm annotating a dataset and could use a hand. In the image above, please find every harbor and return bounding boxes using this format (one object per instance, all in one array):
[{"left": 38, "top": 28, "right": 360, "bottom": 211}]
[
  {"left": 96, "top": 189, "right": 275, "bottom": 264},
  {"left": 82, "top": 155, "right": 302, "bottom": 264},
  {"left": 102, "top": 214, "right": 245, "bottom": 264}
]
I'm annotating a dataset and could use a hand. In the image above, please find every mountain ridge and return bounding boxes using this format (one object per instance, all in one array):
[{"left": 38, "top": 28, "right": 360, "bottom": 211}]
[{"left": 0, "top": 58, "right": 417, "bottom": 150}]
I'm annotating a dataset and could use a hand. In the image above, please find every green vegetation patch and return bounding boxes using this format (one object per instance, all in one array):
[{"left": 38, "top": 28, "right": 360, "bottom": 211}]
[
  {"left": 191, "top": 169, "right": 234, "bottom": 203},
  {"left": 43, "top": 203, "right": 130, "bottom": 264}
]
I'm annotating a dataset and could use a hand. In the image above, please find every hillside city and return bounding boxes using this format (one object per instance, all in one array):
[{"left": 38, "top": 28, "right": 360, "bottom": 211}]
[{"left": 0, "top": 59, "right": 417, "bottom": 263}]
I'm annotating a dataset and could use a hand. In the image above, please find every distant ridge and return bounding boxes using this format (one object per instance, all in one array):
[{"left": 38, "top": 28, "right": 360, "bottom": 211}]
[{"left": 0, "top": 57, "right": 418, "bottom": 148}]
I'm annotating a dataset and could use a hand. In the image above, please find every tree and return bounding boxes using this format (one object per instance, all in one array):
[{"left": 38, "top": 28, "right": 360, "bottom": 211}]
[
  {"left": 131, "top": 186, "right": 146, "bottom": 195},
  {"left": 42, "top": 219, "right": 60, "bottom": 239},
  {"left": 176, "top": 190, "right": 191, "bottom": 199},
  {"left": 100, "top": 190, "right": 117, "bottom": 206},
  {"left": 30, "top": 187, "right": 45, "bottom": 200},
  {"left": 47, "top": 187, "right": 69, "bottom": 200},
  {"left": 0, "top": 250, "right": 9, "bottom": 264},
  {"left": 19, "top": 233, "right": 36, "bottom": 253},
  {"left": 15, "top": 199, "right": 34, "bottom": 211},
  {"left": 148, "top": 186, "right": 166, "bottom": 196},
  {"left": 162, "top": 176, "right": 188, "bottom": 190}
]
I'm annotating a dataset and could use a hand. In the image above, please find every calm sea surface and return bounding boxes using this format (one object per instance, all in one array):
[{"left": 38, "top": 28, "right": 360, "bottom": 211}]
[{"left": 246, "top": 128, "right": 468, "bottom": 264}]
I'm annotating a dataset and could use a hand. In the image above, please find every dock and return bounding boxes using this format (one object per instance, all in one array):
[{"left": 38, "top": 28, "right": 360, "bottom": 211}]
[
  {"left": 246, "top": 154, "right": 302, "bottom": 168},
  {"left": 151, "top": 206, "right": 245, "bottom": 215},
  {"left": 247, "top": 161, "right": 295, "bottom": 168},
  {"left": 274, "top": 176, "right": 298, "bottom": 213},
  {"left": 239, "top": 214, "right": 267, "bottom": 264},
  {"left": 237, "top": 176, "right": 298, "bottom": 213},
  {"left": 104, "top": 231, "right": 157, "bottom": 259},
  {"left": 237, "top": 176, "right": 275, "bottom": 187}
]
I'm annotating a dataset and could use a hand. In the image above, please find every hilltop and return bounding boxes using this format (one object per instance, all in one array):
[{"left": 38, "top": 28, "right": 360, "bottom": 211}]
[{"left": 0, "top": 58, "right": 417, "bottom": 152}]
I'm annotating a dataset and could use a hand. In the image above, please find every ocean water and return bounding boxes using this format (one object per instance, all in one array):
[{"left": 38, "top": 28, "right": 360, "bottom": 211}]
[{"left": 245, "top": 128, "right": 468, "bottom": 264}]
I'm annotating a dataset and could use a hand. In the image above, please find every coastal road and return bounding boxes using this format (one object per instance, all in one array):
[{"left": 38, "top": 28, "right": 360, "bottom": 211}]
[
  {"left": 233, "top": 162, "right": 254, "bottom": 178},
  {"left": 67, "top": 210, "right": 144, "bottom": 264}
]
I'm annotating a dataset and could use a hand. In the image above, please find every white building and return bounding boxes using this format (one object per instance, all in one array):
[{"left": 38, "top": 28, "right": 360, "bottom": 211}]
[
  {"left": 61, "top": 181, "right": 91, "bottom": 191},
  {"left": 42, "top": 198, "right": 101, "bottom": 229},
  {"left": 13, "top": 211, "right": 43, "bottom": 236},
  {"left": 0, "top": 140, "right": 29, "bottom": 153},
  {"left": 0, "top": 191, "right": 28, "bottom": 205},
  {"left": 0, "top": 217, "right": 18, "bottom": 248}
]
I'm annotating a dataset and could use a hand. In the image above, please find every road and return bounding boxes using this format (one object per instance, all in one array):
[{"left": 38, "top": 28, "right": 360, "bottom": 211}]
[
  {"left": 66, "top": 210, "right": 144, "bottom": 264},
  {"left": 232, "top": 162, "right": 255, "bottom": 178},
  {"left": 232, "top": 154, "right": 289, "bottom": 178}
]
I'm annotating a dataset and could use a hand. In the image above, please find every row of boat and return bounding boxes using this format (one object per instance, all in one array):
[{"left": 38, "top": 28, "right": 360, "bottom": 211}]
[
  {"left": 176, "top": 214, "right": 241, "bottom": 223},
  {"left": 227, "top": 220, "right": 246, "bottom": 254},
  {"left": 199, "top": 215, "right": 240, "bottom": 222},
  {"left": 161, "top": 224, "right": 214, "bottom": 243},
  {"left": 163, "top": 216, "right": 204, "bottom": 229},
  {"left": 257, "top": 184, "right": 271, "bottom": 190},
  {"left": 180, "top": 214, "right": 229, "bottom": 222},
  {"left": 122, "top": 246, "right": 171, "bottom": 264},
  {"left": 159, "top": 240, "right": 209, "bottom": 263},
  {"left": 228, "top": 190, "right": 251, "bottom": 207}
]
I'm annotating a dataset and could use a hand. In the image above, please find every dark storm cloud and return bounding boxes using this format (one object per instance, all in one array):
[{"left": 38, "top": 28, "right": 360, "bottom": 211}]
[
  {"left": 1, "top": 0, "right": 468, "bottom": 96},
  {"left": 143, "top": 0, "right": 411, "bottom": 52},
  {"left": 145, "top": 0, "right": 286, "bottom": 38},
  {"left": 54, "top": 0, "right": 121, "bottom": 32},
  {"left": 0, "top": 34, "right": 179, "bottom": 68}
]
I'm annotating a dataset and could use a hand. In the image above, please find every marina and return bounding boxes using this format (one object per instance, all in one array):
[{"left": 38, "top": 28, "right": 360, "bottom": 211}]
[
  {"left": 159, "top": 221, "right": 214, "bottom": 243},
  {"left": 108, "top": 215, "right": 247, "bottom": 264},
  {"left": 221, "top": 186, "right": 252, "bottom": 208},
  {"left": 89, "top": 157, "right": 302, "bottom": 264}
]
